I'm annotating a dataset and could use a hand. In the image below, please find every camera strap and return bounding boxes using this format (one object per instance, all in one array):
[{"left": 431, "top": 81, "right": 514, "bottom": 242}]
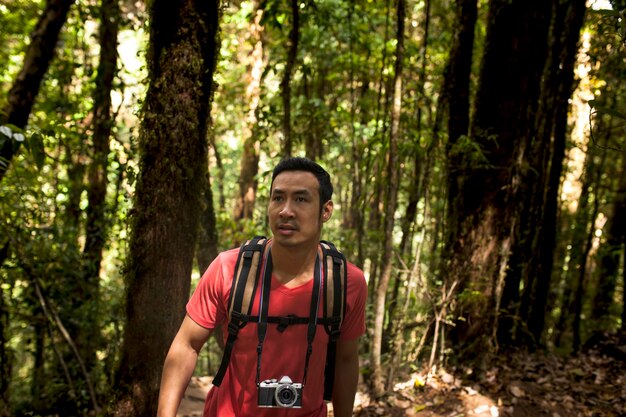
[{"left": 255, "top": 246, "right": 322, "bottom": 389}]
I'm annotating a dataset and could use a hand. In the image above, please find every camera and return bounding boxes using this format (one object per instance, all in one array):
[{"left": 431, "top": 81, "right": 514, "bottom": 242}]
[{"left": 258, "top": 376, "right": 303, "bottom": 408}]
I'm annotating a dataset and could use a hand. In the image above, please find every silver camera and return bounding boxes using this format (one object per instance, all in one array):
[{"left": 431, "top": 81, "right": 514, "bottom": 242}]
[{"left": 258, "top": 376, "right": 303, "bottom": 408}]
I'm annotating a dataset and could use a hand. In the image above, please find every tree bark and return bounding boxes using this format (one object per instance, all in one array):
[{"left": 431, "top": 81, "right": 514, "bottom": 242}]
[
  {"left": 302, "top": 66, "right": 327, "bottom": 160},
  {"left": 440, "top": 0, "right": 477, "bottom": 354},
  {"left": 553, "top": 149, "right": 598, "bottom": 347},
  {"left": 591, "top": 120, "right": 626, "bottom": 331},
  {"left": 0, "top": 0, "right": 75, "bottom": 181},
  {"left": 234, "top": 0, "right": 265, "bottom": 222},
  {"left": 572, "top": 179, "right": 601, "bottom": 352},
  {"left": 441, "top": 0, "right": 477, "bottom": 263},
  {"left": 520, "top": 0, "right": 586, "bottom": 347},
  {"left": 280, "top": 0, "right": 299, "bottom": 157},
  {"left": 442, "top": 0, "right": 476, "bottom": 157},
  {"left": 111, "top": 1, "right": 220, "bottom": 415},
  {"left": 371, "top": 0, "right": 404, "bottom": 397},
  {"left": 346, "top": 0, "right": 366, "bottom": 267},
  {"left": 0, "top": 242, "right": 9, "bottom": 417},
  {"left": 446, "top": 0, "right": 552, "bottom": 355},
  {"left": 500, "top": 0, "right": 587, "bottom": 348},
  {"left": 623, "top": 244, "right": 626, "bottom": 332},
  {"left": 197, "top": 172, "right": 219, "bottom": 274},
  {"left": 591, "top": 175, "right": 626, "bottom": 330}
]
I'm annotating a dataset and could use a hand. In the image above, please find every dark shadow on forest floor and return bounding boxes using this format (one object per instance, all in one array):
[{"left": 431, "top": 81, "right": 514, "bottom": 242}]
[{"left": 179, "top": 332, "right": 626, "bottom": 417}]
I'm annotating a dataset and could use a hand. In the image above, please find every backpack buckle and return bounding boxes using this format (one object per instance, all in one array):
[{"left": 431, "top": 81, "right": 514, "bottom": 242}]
[
  {"left": 228, "top": 321, "right": 241, "bottom": 336},
  {"left": 277, "top": 315, "right": 297, "bottom": 332},
  {"left": 329, "top": 316, "right": 341, "bottom": 326},
  {"left": 329, "top": 328, "right": 341, "bottom": 341}
]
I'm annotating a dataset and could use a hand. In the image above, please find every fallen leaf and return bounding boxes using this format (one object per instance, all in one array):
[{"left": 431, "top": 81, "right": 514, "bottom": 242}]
[{"left": 508, "top": 385, "right": 525, "bottom": 398}]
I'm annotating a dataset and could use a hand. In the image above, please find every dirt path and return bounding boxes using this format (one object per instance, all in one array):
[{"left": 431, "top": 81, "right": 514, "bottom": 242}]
[
  {"left": 178, "top": 376, "right": 211, "bottom": 417},
  {"left": 177, "top": 338, "right": 625, "bottom": 417}
]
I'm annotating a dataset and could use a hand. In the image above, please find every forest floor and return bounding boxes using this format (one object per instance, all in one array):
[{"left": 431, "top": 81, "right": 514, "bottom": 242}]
[{"left": 178, "top": 332, "right": 625, "bottom": 417}]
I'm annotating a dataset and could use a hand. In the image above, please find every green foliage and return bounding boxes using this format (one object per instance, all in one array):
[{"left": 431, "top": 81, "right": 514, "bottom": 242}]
[
  {"left": 0, "top": 0, "right": 139, "bottom": 412},
  {"left": 0, "top": 124, "right": 45, "bottom": 170},
  {"left": 0, "top": 0, "right": 42, "bottom": 96}
]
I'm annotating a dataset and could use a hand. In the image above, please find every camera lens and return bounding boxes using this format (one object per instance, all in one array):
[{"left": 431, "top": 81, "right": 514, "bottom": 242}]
[{"left": 274, "top": 384, "right": 298, "bottom": 408}]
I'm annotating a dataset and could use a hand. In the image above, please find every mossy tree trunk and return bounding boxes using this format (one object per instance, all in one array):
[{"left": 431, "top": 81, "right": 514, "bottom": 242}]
[
  {"left": 446, "top": 0, "right": 552, "bottom": 356},
  {"left": 442, "top": 0, "right": 476, "bottom": 160},
  {"left": 111, "top": 0, "right": 221, "bottom": 415},
  {"left": 196, "top": 171, "right": 219, "bottom": 274},
  {"left": 521, "top": 0, "right": 587, "bottom": 347}
]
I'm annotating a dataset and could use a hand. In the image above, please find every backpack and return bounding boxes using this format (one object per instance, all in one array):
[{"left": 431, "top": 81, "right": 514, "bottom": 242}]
[{"left": 212, "top": 236, "right": 348, "bottom": 401}]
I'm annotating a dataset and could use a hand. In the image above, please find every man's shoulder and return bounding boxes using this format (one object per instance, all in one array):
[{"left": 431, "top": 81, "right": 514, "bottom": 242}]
[
  {"left": 219, "top": 246, "right": 240, "bottom": 260},
  {"left": 345, "top": 260, "right": 366, "bottom": 284},
  {"left": 206, "top": 247, "right": 241, "bottom": 280}
]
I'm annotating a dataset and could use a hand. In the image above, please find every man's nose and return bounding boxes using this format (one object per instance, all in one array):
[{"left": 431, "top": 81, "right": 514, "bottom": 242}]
[{"left": 279, "top": 200, "right": 295, "bottom": 217}]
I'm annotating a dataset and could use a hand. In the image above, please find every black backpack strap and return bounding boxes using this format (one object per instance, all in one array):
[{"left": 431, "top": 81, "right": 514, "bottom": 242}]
[
  {"left": 241, "top": 315, "right": 336, "bottom": 330},
  {"left": 213, "top": 236, "right": 268, "bottom": 387},
  {"left": 320, "top": 241, "right": 348, "bottom": 401}
]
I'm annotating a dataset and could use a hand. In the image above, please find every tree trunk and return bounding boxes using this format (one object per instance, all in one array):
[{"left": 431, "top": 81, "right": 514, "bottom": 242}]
[
  {"left": 302, "top": 66, "right": 327, "bottom": 160},
  {"left": 386, "top": 0, "right": 432, "bottom": 348},
  {"left": 440, "top": 0, "right": 477, "bottom": 352},
  {"left": 0, "top": 0, "right": 75, "bottom": 181},
  {"left": 346, "top": 0, "right": 366, "bottom": 267},
  {"left": 572, "top": 182, "right": 601, "bottom": 352},
  {"left": 31, "top": 319, "right": 45, "bottom": 413},
  {"left": 111, "top": 1, "right": 220, "bottom": 415},
  {"left": 386, "top": 152, "right": 421, "bottom": 341},
  {"left": 234, "top": 0, "right": 265, "bottom": 222},
  {"left": 446, "top": 0, "right": 552, "bottom": 355},
  {"left": 591, "top": 175, "right": 626, "bottom": 330},
  {"left": 79, "top": 0, "right": 119, "bottom": 377},
  {"left": 524, "top": 0, "right": 586, "bottom": 346},
  {"left": 64, "top": 142, "right": 86, "bottom": 240},
  {"left": 442, "top": 0, "right": 476, "bottom": 155},
  {"left": 0, "top": 242, "right": 10, "bottom": 416},
  {"left": 280, "top": 0, "right": 299, "bottom": 157},
  {"left": 371, "top": 0, "right": 404, "bottom": 397},
  {"left": 553, "top": 150, "right": 598, "bottom": 347},
  {"left": 502, "top": 0, "right": 587, "bottom": 348},
  {"left": 441, "top": 0, "right": 477, "bottom": 265},
  {"left": 623, "top": 245, "right": 626, "bottom": 331},
  {"left": 591, "top": 125, "right": 626, "bottom": 331},
  {"left": 197, "top": 172, "right": 219, "bottom": 274}
]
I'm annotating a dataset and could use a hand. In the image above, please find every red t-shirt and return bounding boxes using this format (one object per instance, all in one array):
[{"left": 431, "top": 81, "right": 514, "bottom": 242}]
[{"left": 187, "top": 247, "right": 367, "bottom": 417}]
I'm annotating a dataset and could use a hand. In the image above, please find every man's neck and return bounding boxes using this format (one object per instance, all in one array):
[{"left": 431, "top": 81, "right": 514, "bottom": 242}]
[{"left": 270, "top": 241, "right": 319, "bottom": 287}]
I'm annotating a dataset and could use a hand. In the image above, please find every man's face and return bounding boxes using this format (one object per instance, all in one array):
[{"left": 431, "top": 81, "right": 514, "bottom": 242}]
[{"left": 268, "top": 170, "right": 333, "bottom": 248}]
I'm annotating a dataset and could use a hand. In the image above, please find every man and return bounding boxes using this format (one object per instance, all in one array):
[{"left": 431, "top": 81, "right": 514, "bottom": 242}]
[{"left": 157, "top": 157, "right": 367, "bottom": 417}]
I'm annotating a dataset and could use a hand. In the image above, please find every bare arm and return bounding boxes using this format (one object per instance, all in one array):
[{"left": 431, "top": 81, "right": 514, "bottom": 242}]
[
  {"left": 331, "top": 338, "right": 360, "bottom": 417},
  {"left": 157, "top": 315, "right": 213, "bottom": 417}
]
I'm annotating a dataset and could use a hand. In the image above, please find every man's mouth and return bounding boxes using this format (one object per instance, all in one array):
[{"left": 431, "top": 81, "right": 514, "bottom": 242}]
[{"left": 278, "top": 223, "right": 297, "bottom": 231}]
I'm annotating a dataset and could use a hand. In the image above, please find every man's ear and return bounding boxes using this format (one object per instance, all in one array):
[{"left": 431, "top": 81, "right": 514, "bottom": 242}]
[{"left": 321, "top": 200, "right": 333, "bottom": 222}]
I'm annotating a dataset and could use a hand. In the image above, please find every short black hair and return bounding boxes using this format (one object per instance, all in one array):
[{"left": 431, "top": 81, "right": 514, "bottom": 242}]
[{"left": 271, "top": 157, "right": 333, "bottom": 205}]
